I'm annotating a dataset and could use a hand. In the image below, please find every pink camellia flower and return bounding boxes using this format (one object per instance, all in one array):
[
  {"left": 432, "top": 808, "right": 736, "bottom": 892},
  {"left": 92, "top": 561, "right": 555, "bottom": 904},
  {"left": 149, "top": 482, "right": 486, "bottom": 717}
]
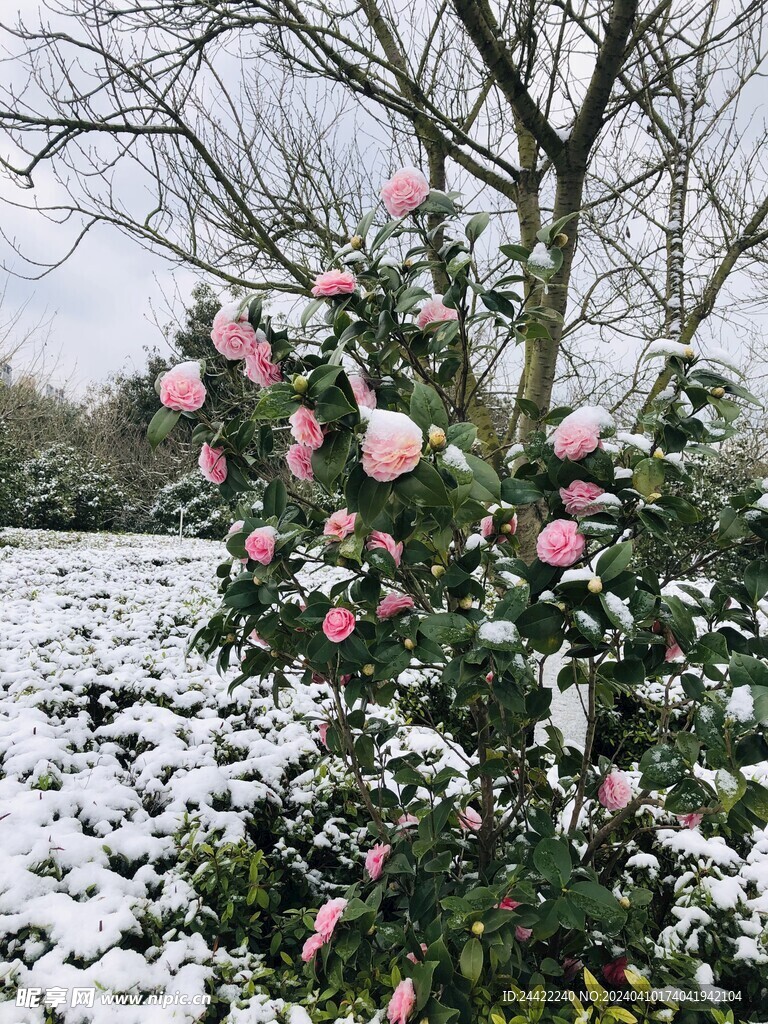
[
  {"left": 416, "top": 295, "right": 459, "bottom": 330},
  {"left": 289, "top": 406, "right": 324, "bottom": 450},
  {"left": 244, "top": 525, "right": 277, "bottom": 565},
  {"left": 301, "top": 932, "right": 325, "bottom": 962},
  {"left": 536, "top": 519, "right": 586, "bottom": 567},
  {"left": 364, "top": 842, "right": 391, "bottom": 881},
  {"left": 367, "top": 530, "right": 404, "bottom": 566},
  {"left": 323, "top": 607, "right": 356, "bottom": 643},
  {"left": 498, "top": 898, "right": 532, "bottom": 938},
  {"left": 485, "top": 671, "right": 494, "bottom": 683},
  {"left": 244, "top": 338, "right": 282, "bottom": 387},
  {"left": 159, "top": 361, "right": 207, "bottom": 412},
  {"left": 381, "top": 167, "right": 430, "bottom": 218},
  {"left": 324, "top": 508, "right": 357, "bottom": 542},
  {"left": 498, "top": 897, "right": 519, "bottom": 911},
  {"left": 349, "top": 375, "right": 377, "bottom": 410},
  {"left": 317, "top": 722, "right": 330, "bottom": 748},
  {"left": 314, "top": 897, "right": 347, "bottom": 941},
  {"left": 678, "top": 812, "right": 703, "bottom": 829},
  {"left": 361, "top": 408, "right": 423, "bottom": 482},
  {"left": 286, "top": 443, "right": 314, "bottom": 481},
  {"left": 481, "top": 513, "right": 518, "bottom": 542},
  {"left": 227, "top": 519, "right": 244, "bottom": 537},
  {"left": 598, "top": 770, "right": 632, "bottom": 811},
  {"left": 199, "top": 443, "right": 228, "bottom": 484},
  {"left": 397, "top": 813, "right": 419, "bottom": 828},
  {"left": 406, "top": 943, "right": 428, "bottom": 964},
  {"left": 560, "top": 480, "right": 605, "bottom": 515},
  {"left": 603, "top": 956, "right": 629, "bottom": 985},
  {"left": 551, "top": 409, "right": 607, "bottom": 461},
  {"left": 311, "top": 269, "right": 356, "bottom": 297},
  {"left": 458, "top": 806, "right": 482, "bottom": 832},
  {"left": 665, "top": 641, "right": 684, "bottom": 662},
  {"left": 376, "top": 593, "right": 415, "bottom": 619},
  {"left": 210, "top": 305, "right": 257, "bottom": 361},
  {"left": 387, "top": 978, "right": 417, "bottom": 1024}
]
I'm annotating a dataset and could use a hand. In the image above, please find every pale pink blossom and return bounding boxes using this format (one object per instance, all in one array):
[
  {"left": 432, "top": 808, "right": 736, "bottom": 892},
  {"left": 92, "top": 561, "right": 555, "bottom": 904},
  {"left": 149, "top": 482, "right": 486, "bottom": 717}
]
[
  {"left": 311, "top": 269, "right": 356, "bottom": 297},
  {"left": 665, "top": 641, "right": 684, "bottom": 663},
  {"left": 416, "top": 295, "right": 459, "bottom": 330},
  {"left": 387, "top": 978, "right": 417, "bottom": 1024},
  {"left": 406, "top": 943, "right": 428, "bottom": 964},
  {"left": 536, "top": 519, "right": 586, "bottom": 567},
  {"left": 485, "top": 671, "right": 494, "bottom": 683},
  {"left": 350, "top": 375, "right": 377, "bottom": 409},
  {"left": 376, "top": 593, "right": 415, "bottom": 619},
  {"left": 598, "top": 770, "right": 632, "bottom": 811},
  {"left": 458, "top": 806, "right": 482, "bottom": 831},
  {"left": 198, "top": 443, "right": 228, "bottom": 484},
  {"left": 227, "top": 519, "right": 244, "bottom": 537},
  {"left": 244, "top": 338, "right": 282, "bottom": 387},
  {"left": 560, "top": 480, "right": 605, "bottom": 515},
  {"left": 159, "top": 361, "right": 206, "bottom": 412},
  {"left": 244, "top": 525, "right": 277, "bottom": 565},
  {"left": 498, "top": 900, "right": 534, "bottom": 942},
  {"left": 323, "top": 608, "right": 356, "bottom": 643},
  {"left": 551, "top": 418, "right": 602, "bottom": 461},
  {"left": 314, "top": 897, "right": 347, "bottom": 941},
  {"left": 397, "top": 813, "right": 419, "bottom": 828},
  {"left": 286, "top": 443, "right": 314, "bottom": 481},
  {"left": 481, "top": 513, "right": 518, "bottom": 541},
  {"left": 289, "top": 406, "right": 324, "bottom": 450},
  {"left": 324, "top": 508, "right": 357, "bottom": 542},
  {"left": 318, "top": 722, "right": 329, "bottom": 748},
  {"left": 367, "top": 530, "right": 404, "bottom": 566},
  {"left": 211, "top": 306, "right": 257, "bottom": 360},
  {"left": 381, "top": 167, "right": 430, "bottom": 218},
  {"left": 301, "top": 933, "right": 325, "bottom": 962},
  {"left": 678, "top": 812, "right": 703, "bottom": 829},
  {"left": 361, "top": 409, "right": 423, "bottom": 482},
  {"left": 364, "top": 842, "right": 391, "bottom": 881}
]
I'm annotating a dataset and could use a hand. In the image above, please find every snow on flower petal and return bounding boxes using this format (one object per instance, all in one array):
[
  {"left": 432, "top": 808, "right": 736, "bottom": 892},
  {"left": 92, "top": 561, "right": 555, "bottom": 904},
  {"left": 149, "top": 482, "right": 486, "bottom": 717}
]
[
  {"left": 159, "top": 361, "right": 206, "bottom": 411},
  {"left": 361, "top": 408, "right": 423, "bottom": 482}
]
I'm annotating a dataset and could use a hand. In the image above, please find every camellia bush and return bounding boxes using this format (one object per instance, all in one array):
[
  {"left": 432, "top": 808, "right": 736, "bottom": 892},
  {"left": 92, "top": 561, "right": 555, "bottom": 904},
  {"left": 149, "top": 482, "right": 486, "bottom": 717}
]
[{"left": 148, "top": 168, "right": 768, "bottom": 1023}]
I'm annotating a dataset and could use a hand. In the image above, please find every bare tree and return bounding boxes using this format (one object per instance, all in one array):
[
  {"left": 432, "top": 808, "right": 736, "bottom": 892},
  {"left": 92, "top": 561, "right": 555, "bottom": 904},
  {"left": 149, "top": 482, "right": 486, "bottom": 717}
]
[{"left": 0, "top": 0, "right": 767, "bottom": 441}]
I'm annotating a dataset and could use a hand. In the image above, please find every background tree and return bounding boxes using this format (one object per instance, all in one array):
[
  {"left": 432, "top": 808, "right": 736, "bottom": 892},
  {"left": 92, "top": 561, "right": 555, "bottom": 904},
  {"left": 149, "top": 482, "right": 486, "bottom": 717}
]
[{"left": 1, "top": 1, "right": 767, "bottom": 450}]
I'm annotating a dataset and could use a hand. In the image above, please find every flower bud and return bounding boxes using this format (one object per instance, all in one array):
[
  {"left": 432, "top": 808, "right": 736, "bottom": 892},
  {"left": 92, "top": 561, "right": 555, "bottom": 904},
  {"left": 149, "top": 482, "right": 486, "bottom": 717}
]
[
  {"left": 253, "top": 576, "right": 262, "bottom": 586},
  {"left": 362, "top": 663, "right": 375, "bottom": 676},
  {"left": 403, "top": 258, "right": 414, "bottom": 268},
  {"left": 711, "top": 387, "right": 725, "bottom": 398},
  {"left": 349, "top": 234, "right": 364, "bottom": 250},
  {"left": 518, "top": 324, "right": 529, "bottom": 336},
  {"left": 226, "top": 633, "right": 236, "bottom": 643},
  {"left": 485, "top": 671, "right": 494, "bottom": 683},
  {"left": 557, "top": 601, "right": 567, "bottom": 612},
  {"left": 648, "top": 492, "right": 662, "bottom": 502},
  {"left": 471, "top": 921, "right": 485, "bottom": 936},
  {"left": 619, "top": 896, "right": 630, "bottom": 909},
  {"left": 404, "top": 638, "right": 416, "bottom": 651},
  {"left": 553, "top": 232, "right": 569, "bottom": 248},
  {"left": 292, "top": 374, "right": 309, "bottom": 395},
  {"left": 587, "top": 577, "right": 603, "bottom": 594},
  {"left": 429, "top": 427, "right": 447, "bottom": 451},
  {"left": 499, "top": 521, "right": 513, "bottom": 535},
  {"left": 458, "top": 596, "right": 473, "bottom": 610},
  {"left": 431, "top": 564, "right": 446, "bottom": 579},
  {"left": 269, "top": 649, "right": 279, "bottom": 658},
  {"left": 653, "top": 447, "right": 664, "bottom": 459},
  {"left": 683, "top": 346, "right": 695, "bottom": 360}
]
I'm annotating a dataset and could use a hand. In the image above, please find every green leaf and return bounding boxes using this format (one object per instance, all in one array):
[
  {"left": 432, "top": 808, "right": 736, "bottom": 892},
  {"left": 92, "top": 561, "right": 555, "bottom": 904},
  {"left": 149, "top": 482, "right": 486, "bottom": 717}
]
[
  {"left": 632, "top": 458, "right": 665, "bottom": 497},
  {"left": 147, "top": 406, "right": 180, "bottom": 448},
  {"left": 465, "top": 453, "right": 501, "bottom": 502},
  {"left": 356, "top": 476, "right": 392, "bottom": 525},
  {"left": 459, "top": 938, "right": 483, "bottom": 985},
  {"left": 638, "top": 745, "right": 686, "bottom": 788},
  {"left": 301, "top": 297, "right": 324, "bottom": 327},
  {"left": 516, "top": 603, "right": 565, "bottom": 655},
  {"left": 410, "top": 383, "right": 449, "bottom": 434},
  {"left": 396, "top": 285, "right": 431, "bottom": 313},
  {"left": 729, "top": 653, "right": 768, "bottom": 690},
  {"left": 596, "top": 541, "right": 633, "bottom": 583},
  {"left": 744, "top": 558, "right": 768, "bottom": 605},
  {"left": 420, "top": 613, "right": 475, "bottom": 646},
  {"left": 687, "top": 632, "right": 730, "bottom": 666},
  {"left": 465, "top": 212, "right": 490, "bottom": 242},
  {"left": 262, "top": 479, "right": 287, "bottom": 519},
  {"left": 743, "top": 780, "right": 768, "bottom": 822},
  {"left": 715, "top": 769, "right": 747, "bottom": 811},
  {"left": 315, "top": 385, "right": 357, "bottom": 423},
  {"left": 500, "top": 477, "right": 544, "bottom": 505},
  {"left": 395, "top": 460, "right": 449, "bottom": 507},
  {"left": 533, "top": 838, "right": 572, "bottom": 888},
  {"left": 446, "top": 422, "right": 477, "bottom": 451},
  {"left": 312, "top": 431, "right": 352, "bottom": 491},
  {"left": 568, "top": 882, "right": 627, "bottom": 929},
  {"left": 253, "top": 384, "right": 299, "bottom": 420}
]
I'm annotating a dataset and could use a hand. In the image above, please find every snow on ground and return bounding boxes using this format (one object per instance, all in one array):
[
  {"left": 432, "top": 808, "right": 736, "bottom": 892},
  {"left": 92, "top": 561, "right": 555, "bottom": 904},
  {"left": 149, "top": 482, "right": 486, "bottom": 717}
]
[{"left": 0, "top": 530, "right": 344, "bottom": 1023}]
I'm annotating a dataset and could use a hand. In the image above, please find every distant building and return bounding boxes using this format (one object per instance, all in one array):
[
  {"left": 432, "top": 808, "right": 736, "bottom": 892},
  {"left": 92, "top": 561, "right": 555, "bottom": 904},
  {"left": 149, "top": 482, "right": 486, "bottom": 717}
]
[
  {"left": 44, "top": 383, "right": 65, "bottom": 402},
  {"left": 0, "top": 361, "right": 11, "bottom": 385}
]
